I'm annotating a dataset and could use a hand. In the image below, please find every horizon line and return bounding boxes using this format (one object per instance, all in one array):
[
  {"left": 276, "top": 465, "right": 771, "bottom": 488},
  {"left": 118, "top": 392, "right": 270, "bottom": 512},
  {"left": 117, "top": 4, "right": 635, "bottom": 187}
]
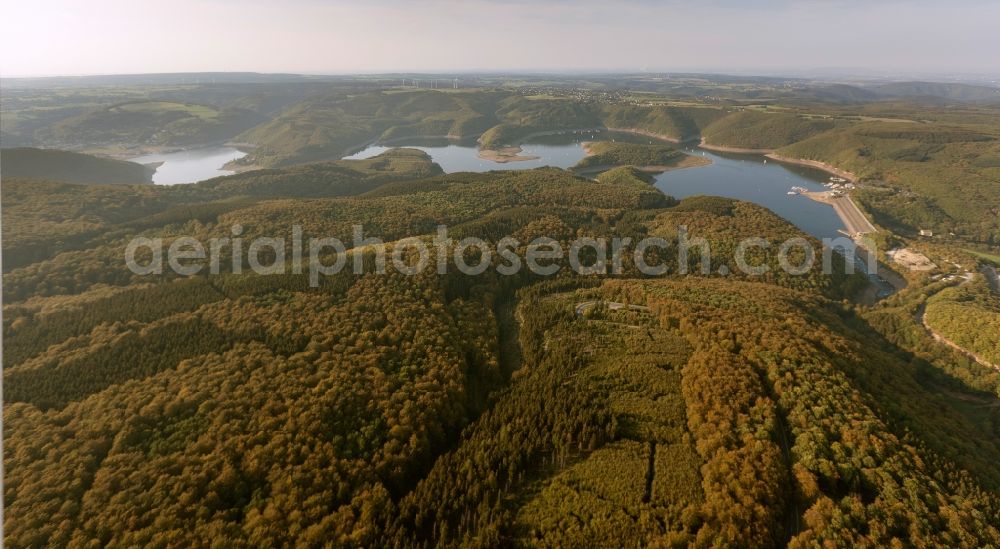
[{"left": 4, "top": 69, "right": 1000, "bottom": 82}]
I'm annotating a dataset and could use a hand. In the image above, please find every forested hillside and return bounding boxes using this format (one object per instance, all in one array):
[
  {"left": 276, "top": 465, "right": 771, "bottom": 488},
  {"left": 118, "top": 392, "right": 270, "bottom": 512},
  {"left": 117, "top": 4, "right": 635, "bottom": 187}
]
[
  {"left": 0, "top": 147, "right": 154, "bottom": 184},
  {"left": 573, "top": 141, "right": 690, "bottom": 171},
  {"left": 0, "top": 148, "right": 440, "bottom": 273},
  {"left": 925, "top": 277, "right": 1000, "bottom": 366},
  {"left": 39, "top": 100, "right": 266, "bottom": 150},
  {"left": 777, "top": 121, "right": 1000, "bottom": 243},
  {"left": 701, "top": 111, "right": 840, "bottom": 150},
  {"left": 4, "top": 148, "right": 999, "bottom": 546},
  {"left": 237, "top": 90, "right": 506, "bottom": 166},
  {"left": 230, "top": 89, "right": 1000, "bottom": 247},
  {"left": 382, "top": 278, "right": 1000, "bottom": 546},
  {"left": 237, "top": 91, "right": 731, "bottom": 161}
]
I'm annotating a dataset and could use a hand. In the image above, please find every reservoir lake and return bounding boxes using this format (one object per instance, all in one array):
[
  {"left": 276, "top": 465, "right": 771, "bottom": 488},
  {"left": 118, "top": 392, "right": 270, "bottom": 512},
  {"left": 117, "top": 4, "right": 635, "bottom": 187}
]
[
  {"left": 131, "top": 146, "right": 247, "bottom": 185},
  {"left": 653, "top": 148, "right": 844, "bottom": 241},
  {"left": 345, "top": 134, "right": 847, "bottom": 241}
]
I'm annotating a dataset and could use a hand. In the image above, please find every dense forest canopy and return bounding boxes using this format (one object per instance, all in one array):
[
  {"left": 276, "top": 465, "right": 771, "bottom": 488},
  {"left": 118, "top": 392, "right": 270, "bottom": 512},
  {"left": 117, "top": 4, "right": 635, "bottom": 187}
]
[{"left": 4, "top": 74, "right": 1000, "bottom": 546}]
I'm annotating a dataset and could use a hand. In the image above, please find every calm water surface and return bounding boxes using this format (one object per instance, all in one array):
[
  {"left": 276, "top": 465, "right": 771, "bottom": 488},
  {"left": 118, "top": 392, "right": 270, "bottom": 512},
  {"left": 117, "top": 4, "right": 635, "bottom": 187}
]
[
  {"left": 131, "top": 147, "right": 247, "bottom": 185},
  {"left": 654, "top": 148, "right": 846, "bottom": 240},
  {"left": 343, "top": 135, "right": 592, "bottom": 172},
  {"left": 655, "top": 147, "right": 893, "bottom": 295}
]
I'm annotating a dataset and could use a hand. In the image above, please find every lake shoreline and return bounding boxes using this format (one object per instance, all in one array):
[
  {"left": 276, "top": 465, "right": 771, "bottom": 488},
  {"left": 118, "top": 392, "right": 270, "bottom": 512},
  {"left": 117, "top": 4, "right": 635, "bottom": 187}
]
[
  {"left": 221, "top": 159, "right": 264, "bottom": 173},
  {"left": 340, "top": 126, "right": 692, "bottom": 165},
  {"left": 478, "top": 146, "right": 541, "bottom": 163},
  {"left": 140, "top": 161, "right": 164, "bottom": 182},
  {"left": 698, "top": 138, "right": 773, "bottom": 154},
  {"left": 573, "top": 155, "right": 711, "bottom": 176},
  {"left": 693, "top": 142, "right": 860, "bottom": 184},
  {"left": 764, "top": 153, "right": 858, "bottom": 183},
  {"left": 342, "top": 133, "right": 474, "bottom": 159},
  {"left": 84, "top": 139, "right": 255, "bottom": 162},
  {"left": 603, "top": 127, "right": 685, "bottom": 144}
]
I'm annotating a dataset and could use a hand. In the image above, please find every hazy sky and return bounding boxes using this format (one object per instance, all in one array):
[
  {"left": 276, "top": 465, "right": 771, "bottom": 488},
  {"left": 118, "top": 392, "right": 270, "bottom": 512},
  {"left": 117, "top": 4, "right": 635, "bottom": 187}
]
[{"left": 2, "top": 0, "right": 998, "bottom": 77}]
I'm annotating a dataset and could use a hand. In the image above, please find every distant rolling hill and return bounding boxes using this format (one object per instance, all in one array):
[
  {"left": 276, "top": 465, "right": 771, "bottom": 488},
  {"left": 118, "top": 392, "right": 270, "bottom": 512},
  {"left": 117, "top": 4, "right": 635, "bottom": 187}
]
[
  {"left": 872, "top": 81, "right": 1000, "bottom": 102},
  {"left": 0, "top": 72, "right": 326, "bottom": 89},
  {"left": 788, "top": 82, "right": 1000, "bottom": 104},
  {"left": 39, "top": 100, "right": 267, "bottom": 149},
  {"left": 1, "top": 147, "right": 153, "bottom": 184},
  {"left": 805, "top": 84, "right": 881, "bottom": 103}
]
